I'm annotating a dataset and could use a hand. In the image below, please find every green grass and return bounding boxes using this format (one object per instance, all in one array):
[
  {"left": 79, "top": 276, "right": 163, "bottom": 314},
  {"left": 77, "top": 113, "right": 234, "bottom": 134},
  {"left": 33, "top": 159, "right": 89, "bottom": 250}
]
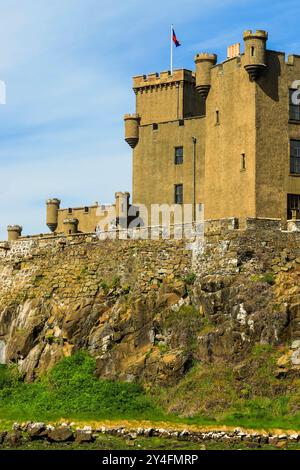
[
  {"left": 0, "top": 352, "right": 163, "bottom": 423},
  {"left": 2, "top": 347, "right": 300, "bottom": 431}
]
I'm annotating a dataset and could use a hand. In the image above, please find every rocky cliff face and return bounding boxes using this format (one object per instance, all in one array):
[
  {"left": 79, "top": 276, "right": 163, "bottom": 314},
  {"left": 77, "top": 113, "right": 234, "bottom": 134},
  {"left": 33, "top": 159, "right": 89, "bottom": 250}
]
[{"left": 0, "top": 222, "right": 300, "bottom": 384}]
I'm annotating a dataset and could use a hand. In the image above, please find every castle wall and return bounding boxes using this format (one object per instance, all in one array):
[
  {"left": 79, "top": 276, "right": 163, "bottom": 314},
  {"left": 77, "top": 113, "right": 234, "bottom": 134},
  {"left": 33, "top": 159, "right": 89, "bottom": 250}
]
[
  {"left": 204, "top": 55, "right": 257, "bottom": 220},
  {"left": 56, "top": 205, "right": 110, "bottom": 234},
  {"left": 255, "top": 52, "right": 300, "bottom": 221},
  {"left": 132, "top": 116, "right": 206, "bottom": 221}
]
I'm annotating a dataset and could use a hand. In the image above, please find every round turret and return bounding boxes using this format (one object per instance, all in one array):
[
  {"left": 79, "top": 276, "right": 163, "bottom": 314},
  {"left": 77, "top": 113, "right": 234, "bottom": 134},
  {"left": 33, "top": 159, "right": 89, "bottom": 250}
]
[
  {"left": 7, "top": 225, "right": 22, "bottom": 242},
  {"left": 194, "top": 53, "right": 217, "bottom": 99},
  {"left": 46, "top": 198, "right": 61, "bottom": 232},
  {"left": 124, "top": 114, "right": 140, "bottom": 148},
  {"left": 243, "top": 30, "right": 268, "bottom": 80},
  {"left": 63, "top": 218, "right": 78, "bottom": 235}
]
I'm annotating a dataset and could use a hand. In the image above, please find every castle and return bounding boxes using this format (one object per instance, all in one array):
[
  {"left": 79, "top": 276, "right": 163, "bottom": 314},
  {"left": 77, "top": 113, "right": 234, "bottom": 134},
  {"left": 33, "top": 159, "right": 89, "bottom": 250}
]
[{"left": 6, "top": 29, "right": 300, "bottom": 240}]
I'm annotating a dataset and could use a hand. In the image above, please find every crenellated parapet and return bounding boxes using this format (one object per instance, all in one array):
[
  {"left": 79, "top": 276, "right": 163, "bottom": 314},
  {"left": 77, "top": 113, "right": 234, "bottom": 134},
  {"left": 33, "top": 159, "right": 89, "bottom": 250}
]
[
  {"left": 131, "top": 69, "right": 200, "bottom": 125},
  {"left": 133, "top": 69, "right": 195, "bottom": 94}
]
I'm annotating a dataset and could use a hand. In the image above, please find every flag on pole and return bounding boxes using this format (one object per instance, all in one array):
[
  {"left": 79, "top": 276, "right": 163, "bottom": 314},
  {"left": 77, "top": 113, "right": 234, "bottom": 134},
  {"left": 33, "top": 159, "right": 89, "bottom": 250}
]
[
  {"left": 172, "top": 28, "right": 181, "bottom": 47},
  {"left": 170, "top": 25, "right": 181, "bottom": 75}
]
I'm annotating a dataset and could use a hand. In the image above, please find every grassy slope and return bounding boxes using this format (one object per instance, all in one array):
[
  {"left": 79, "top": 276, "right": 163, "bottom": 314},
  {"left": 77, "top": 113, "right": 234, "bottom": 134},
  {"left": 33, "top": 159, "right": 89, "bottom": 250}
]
[
  {"left": 1, "top": 349, "right": 300, "bottom": 432},
  {"left": 154, "top": 344, "right": 300, "bottom": 430}
]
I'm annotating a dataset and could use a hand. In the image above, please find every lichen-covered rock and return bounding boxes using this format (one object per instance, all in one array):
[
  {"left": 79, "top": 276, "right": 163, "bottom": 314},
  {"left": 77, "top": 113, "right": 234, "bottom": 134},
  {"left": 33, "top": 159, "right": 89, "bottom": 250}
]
[
  {"left": 47, "top": 427, "right": 73, "bottom": 442},
  {"left": 27, "top": 422, "right": 46, "bottom": 438},
  {"left": 75, "top": 430, "right": 94, "bottom": 443}
]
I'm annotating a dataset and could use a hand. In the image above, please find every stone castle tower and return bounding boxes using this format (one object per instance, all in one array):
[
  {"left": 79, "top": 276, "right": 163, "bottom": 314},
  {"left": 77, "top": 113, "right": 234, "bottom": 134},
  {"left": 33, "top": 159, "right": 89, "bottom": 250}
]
[
  {"left": 124, "top": 30, "right": 300, "bottom": 224},
  {"left": 6, "top": 29, "right": 300, "bottom": 240}
]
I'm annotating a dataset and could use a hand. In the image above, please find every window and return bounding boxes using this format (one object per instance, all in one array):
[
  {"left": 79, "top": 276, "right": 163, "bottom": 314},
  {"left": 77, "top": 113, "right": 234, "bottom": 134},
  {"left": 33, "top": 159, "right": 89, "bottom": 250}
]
[
  {"left": 84, "top": 207, "right": 89, "bottom": 213},
  {"left": 175, "top": 146, "right": 183, "bottom": 165},
  {"left": 153, "top": 123, "right": 158, "bottom": 131},
  {"left": 175, "top": 184, "right": 183, "bottom": 204},
  {"left": 287, "top": 194, "right": 300, "bottom": 219},
  {"left": 289, "top": 89, "right": 300, "bottom": 121},
  {"left": 290, "top": 140, "right": 300, "bottom": 174},
  {"left": 251, "top": 46, "right": 255, "bottom": 57},
  {"left": 179, "top": 119, "right": 184, "bottom": 126},
  {"left": 216, "top": 110, "right": 220, "bottom": 125},
  {"left": 68, "top": 208, "right": 72, "bottom": 214},
  {"left": 241, "top": 153, "right": 246, "bottom": 171}
]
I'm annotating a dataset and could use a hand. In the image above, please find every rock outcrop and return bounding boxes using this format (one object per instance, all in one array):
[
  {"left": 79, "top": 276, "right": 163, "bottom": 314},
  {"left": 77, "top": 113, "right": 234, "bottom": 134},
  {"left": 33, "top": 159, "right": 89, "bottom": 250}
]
[{"left": 0, "top": 220, "right": 300, "bottom": 384}]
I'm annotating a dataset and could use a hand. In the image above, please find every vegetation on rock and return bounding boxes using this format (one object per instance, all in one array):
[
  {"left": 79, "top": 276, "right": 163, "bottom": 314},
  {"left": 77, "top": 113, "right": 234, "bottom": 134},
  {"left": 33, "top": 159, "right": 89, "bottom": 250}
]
[{"left": 0, "top": 352, "right": 161, "bottom": 422}]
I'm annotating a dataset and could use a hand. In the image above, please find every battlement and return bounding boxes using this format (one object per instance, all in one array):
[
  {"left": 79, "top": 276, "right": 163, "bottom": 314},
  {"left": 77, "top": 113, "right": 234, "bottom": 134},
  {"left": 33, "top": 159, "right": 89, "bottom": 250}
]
[
  {"left": 194, "top": 53, "right": 217, "bottom": 64},
  {"left": 57, "top": 203, "right": 102, "bottom": 212},
  {"left": 131, "top": 68, "right": 200, "bottom": 125},
  {"left": 243, "top": 29, "right": 268, "bottom": 41},
  {"left": 124, "top": 114, "right": 140, "bottom": 121},
  {"left": 133, "top": 69, "right": 195, "bottom": 90},
  {"left": 46, "top": 198, "right": 61, "bottom": 205}
]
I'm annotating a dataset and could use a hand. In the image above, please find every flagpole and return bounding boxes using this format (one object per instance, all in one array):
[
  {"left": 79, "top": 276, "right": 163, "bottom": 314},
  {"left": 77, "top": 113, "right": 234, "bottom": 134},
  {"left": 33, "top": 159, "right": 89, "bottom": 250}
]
[{"left": 170, "top": 24, "right": 173, "bottom": 75}]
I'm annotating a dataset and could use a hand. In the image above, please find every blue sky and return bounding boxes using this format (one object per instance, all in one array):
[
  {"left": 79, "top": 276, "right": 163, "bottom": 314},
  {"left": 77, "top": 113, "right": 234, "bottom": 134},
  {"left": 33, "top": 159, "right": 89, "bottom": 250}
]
[{"left": 0, "top": 0, "right": 299, "bottom": 238}]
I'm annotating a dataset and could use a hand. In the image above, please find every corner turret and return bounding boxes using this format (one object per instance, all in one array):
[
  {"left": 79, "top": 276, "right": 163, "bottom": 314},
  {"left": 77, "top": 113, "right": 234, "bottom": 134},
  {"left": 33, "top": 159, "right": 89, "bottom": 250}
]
[
  {"left": 124, "top": 114, "right": 140, "bottom": 148},
  {"left": 7, "top": 225, "right": 22, "bottom": 241},
  {"left": 46, "top": 198, "right": 61, "bottom": 232},
  {"left": 243, "top": 30, "right": 268, "bottom": 81},
  {"left": 194, "top": 53, "right": 217, "bottom": 99}
]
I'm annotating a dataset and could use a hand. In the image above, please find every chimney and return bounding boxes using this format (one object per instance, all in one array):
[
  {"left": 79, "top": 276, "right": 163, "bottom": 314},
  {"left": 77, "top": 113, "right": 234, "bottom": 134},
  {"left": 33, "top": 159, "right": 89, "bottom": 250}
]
[{"left": 227, "top": 43, "right": 241, "bottom": 59}]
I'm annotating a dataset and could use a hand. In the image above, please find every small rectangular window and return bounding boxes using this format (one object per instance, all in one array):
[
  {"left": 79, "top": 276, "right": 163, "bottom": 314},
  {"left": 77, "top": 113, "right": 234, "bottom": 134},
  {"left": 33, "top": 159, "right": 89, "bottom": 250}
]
[
  {"left": 179, "top": 119, "right": 184, "bottom": 126},
  {"left": 290, "top": 140, "right": 300, "bottom": 174},
  {"left": 68, "top": 208, "right": 73, "bottom": 214},
  {"left": 216, "top": 110, "right": 220, "bottom": 125},
  {"left": 175, "top": 146, "right": 183, "bottom": 165},
  {"left": 153, "top": 123, "right": 158, "bottom": 130},
  {"left": 289, "top": 89, "right": 300, "bottom": 121},
  {"left": 175, "top": 184, "right": 183, "bottom": 204},
  {"left": 84, "top": 207, "right": 89, "bottom": 213},
  {"left": 241, "top": 153, "right": 246, "bottom": 171}
]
